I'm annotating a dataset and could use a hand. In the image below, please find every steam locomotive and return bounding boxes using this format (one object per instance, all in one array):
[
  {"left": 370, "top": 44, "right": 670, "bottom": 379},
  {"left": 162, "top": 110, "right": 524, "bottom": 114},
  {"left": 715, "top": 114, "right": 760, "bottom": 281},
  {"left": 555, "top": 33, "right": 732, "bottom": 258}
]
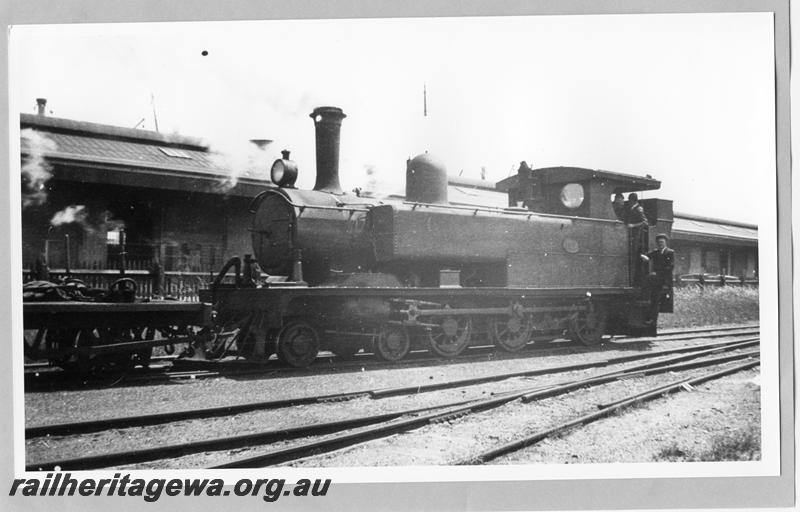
[{"left": 201, "top": 106, "right": 674, "bottom": 367}]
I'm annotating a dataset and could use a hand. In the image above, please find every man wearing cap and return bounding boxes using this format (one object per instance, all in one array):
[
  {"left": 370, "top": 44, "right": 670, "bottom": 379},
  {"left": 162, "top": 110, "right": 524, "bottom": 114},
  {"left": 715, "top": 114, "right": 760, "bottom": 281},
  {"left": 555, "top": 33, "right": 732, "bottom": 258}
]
[{"left": 640, "top": 234, "right": 675, "bottom": 321}]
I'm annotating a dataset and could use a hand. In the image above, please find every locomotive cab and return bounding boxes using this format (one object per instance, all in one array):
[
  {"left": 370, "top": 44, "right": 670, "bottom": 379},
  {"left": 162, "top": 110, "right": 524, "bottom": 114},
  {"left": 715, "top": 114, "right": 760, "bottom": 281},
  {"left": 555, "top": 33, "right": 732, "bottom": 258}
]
[
  {"left": 497, "top": 164, "right": 674, "bottom": 334},
  {"left": 497, "top": 163, "right": 663, "bottom": 221}
]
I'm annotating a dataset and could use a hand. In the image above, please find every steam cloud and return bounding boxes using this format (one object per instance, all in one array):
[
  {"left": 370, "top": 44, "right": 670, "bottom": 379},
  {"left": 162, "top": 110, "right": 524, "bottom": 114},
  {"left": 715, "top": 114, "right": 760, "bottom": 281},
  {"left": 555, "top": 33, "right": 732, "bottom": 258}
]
[
  {"left": 356, "top": 163, "right": 403, "bottom": 199},
  {"left": 50, "top": 205, "right": 88, "bottom": 227},
  {"left": 21, "top": 129, "right": 57, "bottom": 207},
  {"left": 206, "top": 139, "right": 276, "bottom": 192}
]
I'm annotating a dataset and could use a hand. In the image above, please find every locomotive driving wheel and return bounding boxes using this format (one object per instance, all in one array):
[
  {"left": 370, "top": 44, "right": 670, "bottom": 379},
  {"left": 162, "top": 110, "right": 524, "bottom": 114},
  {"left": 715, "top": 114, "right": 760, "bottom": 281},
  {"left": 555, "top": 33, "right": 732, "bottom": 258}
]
[
  {"left": 374, "top": 325, "right": 411, "bottom": 362},
  {"left": 568, "top": 309, "right": 607, "bottom": 347},
  {"left": 489, "top": 311, "right": 533, "bottom": 352},
  {"left": 426, "top": 313, "right": 472, "bottom": 358},
  {"left": 275, "top": 321, "right": 320, "bottom": 368}
]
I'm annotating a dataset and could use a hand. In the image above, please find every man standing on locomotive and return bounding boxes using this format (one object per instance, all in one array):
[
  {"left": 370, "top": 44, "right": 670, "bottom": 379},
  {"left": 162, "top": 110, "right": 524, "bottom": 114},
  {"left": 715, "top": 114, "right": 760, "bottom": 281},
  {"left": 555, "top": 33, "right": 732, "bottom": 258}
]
[
  {"left": 612, "top": 190, "right": 626, "bottom": 221},
  {"left": 624, "top": 193, "right": 649, "bottom": 285},
  {"left": 623, "top": 193, "right": 648, "bottom": 228},
  {"left": 640, "top": 233, "right": 675, "bottom": 320}
]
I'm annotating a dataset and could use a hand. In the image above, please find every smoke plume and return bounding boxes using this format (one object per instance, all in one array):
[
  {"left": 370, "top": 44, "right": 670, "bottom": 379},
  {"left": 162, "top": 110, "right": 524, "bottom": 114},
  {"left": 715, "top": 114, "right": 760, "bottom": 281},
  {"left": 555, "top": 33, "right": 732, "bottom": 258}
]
[{"left": 21, "top": 129, "right": 57, "bottom": 207}]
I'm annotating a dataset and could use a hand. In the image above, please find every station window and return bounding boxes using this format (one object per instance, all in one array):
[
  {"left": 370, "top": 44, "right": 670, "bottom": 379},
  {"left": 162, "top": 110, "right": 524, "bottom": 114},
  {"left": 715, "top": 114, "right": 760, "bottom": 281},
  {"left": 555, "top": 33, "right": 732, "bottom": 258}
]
[
  {"left": 106, "top": 230, "right": 121, "bottom": 245},
  {"left": 559, "top": 183, "right": 585, "bottom": 209}
]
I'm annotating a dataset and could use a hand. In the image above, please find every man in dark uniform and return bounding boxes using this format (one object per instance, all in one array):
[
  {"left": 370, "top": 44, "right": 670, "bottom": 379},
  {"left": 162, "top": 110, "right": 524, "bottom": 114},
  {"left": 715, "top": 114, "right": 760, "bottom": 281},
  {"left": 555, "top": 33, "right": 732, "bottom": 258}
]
[
  {"left": 624, "top": 193, "right": 648, "bottom": 228},
  {"left": 612, "top": 191, "right": 626, "bottom": 221},
  {"left": 624, "top": 193, "right": 649, "bottom": 285},
  {"left": 640, "top": 233, "right": 675, "bottom": 321}
]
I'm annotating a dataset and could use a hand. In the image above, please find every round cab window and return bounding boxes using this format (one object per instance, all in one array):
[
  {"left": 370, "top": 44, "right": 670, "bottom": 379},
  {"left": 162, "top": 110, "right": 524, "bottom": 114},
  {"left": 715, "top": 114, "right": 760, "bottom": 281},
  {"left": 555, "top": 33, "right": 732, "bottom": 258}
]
[{"left": 560, "top": 183, "right": 585, "bottom": 209}]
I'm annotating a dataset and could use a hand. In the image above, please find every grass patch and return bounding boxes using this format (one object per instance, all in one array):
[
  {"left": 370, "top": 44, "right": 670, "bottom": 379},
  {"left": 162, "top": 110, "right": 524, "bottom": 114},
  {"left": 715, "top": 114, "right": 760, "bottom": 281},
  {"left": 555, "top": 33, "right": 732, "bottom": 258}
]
[
  {"left": 660, "top": 285, "right": 759, "bottom": 329},
  {"left": 654, "top": 426, "right": 761, "bottom": 462}
]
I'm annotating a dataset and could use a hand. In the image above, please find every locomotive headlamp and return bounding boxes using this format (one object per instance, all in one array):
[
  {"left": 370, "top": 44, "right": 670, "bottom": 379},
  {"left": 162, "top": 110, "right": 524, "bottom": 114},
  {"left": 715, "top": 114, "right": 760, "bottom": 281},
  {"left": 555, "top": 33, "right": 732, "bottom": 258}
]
[{"left": 270, "top": 150, "right": 299, "bottom": 188}]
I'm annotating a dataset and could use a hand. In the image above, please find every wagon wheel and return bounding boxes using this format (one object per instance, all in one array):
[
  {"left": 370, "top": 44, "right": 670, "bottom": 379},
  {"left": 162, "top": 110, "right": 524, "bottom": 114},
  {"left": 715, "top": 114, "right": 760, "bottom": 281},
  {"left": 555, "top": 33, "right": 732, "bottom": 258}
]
[
  {"left": 568, "top": 309, "right": 607, "bottom": 347},
  {"left": 275, "top": 321, "right": 320, "bottom": 368},
  {"left": 489, "top": 312, "right": 533, "bottom": 352},
  {"left": 62, "top": 328, "right": 125, "bottom": 376},
  {"left": 129, "top": 326, "right": 154, "bottom": 367},
  {"left": 374, "top": 325, "right": 411, "bottom": 362},
  {"left": 426, "top": 314, "right": 472, "bottom": 358},
  {"left": 55, "top": 328, "right": 92, "bottom": 374}
]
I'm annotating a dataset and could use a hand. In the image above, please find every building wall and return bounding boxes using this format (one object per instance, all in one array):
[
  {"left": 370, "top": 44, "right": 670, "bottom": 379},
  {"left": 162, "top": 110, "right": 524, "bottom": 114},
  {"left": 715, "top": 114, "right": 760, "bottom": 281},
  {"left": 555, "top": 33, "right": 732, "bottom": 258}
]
[
  {"left": 22, "top": 175, "right": 258, "bottom": 274},
  {"left": 671, "top": 241, "right": 757, "bottom": 278}
]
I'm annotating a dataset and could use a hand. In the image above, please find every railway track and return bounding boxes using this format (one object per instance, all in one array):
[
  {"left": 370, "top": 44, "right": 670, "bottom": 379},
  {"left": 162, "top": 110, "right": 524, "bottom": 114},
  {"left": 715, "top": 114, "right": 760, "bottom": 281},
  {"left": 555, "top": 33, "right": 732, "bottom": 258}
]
[
  {"left": 212, "top": 356, "right": 760, "bottom": 469},
  {"left": 23, "top": 324, "right": 759, "bottom": 390},
  {"left": 26, "top": 331, "right": 760, "bottom": 470}
]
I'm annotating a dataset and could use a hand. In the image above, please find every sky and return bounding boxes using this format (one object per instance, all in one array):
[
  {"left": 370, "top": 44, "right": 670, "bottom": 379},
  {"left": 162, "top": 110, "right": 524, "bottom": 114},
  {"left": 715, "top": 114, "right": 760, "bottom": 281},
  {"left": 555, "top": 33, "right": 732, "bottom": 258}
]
[{"left": 9, "top": 13, "right": 776, "bottom": 224}]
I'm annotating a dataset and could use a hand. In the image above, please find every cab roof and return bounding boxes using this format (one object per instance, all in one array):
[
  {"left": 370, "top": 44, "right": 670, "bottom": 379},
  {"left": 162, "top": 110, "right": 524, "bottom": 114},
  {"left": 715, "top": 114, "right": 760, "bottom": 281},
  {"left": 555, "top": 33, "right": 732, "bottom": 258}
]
[{"left": 496, "top": 166, "right": 661, "bottom": 193}]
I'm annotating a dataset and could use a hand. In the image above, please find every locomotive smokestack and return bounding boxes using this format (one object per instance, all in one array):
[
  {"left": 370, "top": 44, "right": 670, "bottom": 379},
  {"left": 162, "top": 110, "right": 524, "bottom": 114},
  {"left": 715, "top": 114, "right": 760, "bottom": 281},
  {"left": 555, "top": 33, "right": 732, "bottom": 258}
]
[
  {"left": 36, "top": 98, "right": 47, "bottom": 116},
  {"left": 310, "top": 106, "right": 346, "bottom": 194}
]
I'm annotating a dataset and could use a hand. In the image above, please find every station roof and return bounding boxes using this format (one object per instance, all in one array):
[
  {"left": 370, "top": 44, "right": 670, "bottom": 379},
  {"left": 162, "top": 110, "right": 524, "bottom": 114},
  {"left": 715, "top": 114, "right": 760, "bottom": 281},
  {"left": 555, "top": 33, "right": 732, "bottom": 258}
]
[
  {"left": 671, "top": 213, "right": 757, "bottom": 247},
  {"left": 20, "top": 113, "right": 272, "bottom": 196}
]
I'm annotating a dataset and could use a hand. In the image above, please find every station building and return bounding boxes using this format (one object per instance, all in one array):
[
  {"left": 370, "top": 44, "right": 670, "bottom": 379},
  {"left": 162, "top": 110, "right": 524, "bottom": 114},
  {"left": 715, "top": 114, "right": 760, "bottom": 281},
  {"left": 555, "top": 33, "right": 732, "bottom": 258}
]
[{"left": 20, "top": 104, "right": 264, "bottom": 277}]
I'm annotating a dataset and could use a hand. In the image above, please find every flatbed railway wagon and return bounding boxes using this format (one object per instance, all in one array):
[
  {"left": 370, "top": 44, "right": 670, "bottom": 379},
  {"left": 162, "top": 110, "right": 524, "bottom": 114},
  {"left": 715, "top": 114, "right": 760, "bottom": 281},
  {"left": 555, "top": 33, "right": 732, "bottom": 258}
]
[
  {"left": 23, "top": 278, "right": 213, "bottom": 373},
  {"left": 202, "top": 106, "right": 675, "bottom": 367}
]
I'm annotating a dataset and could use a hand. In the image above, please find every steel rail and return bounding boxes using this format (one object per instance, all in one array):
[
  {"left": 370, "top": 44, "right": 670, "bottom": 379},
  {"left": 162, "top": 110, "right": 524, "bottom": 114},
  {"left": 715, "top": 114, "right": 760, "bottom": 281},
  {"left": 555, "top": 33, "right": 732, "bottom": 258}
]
[
  {"left": 519, "top": 349, "right": 759, "bottom": 403},
  {"left": 369, "top": 337, "right": 758, "bottom": 398},
  {"left": 458, "top": 358, "right": 761, "bottom": 465},
  {"left": 209, "top": 349, "right": 760, "bottom": 469},
  {"left": 157, "top": 328, "right": 759, "bottom": 383},
  {"left": 25, "top": 396, "right": 503, "bottom": 472},
  {"left": 26, "top": 336, "right": 758, "bottom": 438},
  {"left": 641, "top": 323, "right": 758, "bottom": 337},
  {"left": 610, "top": 328, "right": 759, "bottom": 346}
]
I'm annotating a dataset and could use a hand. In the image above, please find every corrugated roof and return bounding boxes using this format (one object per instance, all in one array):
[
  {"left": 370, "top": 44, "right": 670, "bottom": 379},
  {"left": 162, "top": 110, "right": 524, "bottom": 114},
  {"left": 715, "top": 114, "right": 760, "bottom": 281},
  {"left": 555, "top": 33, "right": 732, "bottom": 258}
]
[
  {"left": 21, "top": 129, "right": 224, "bottom": 174},
  {"left": 21, "top": 113, "right": 205, "bottom": 148},
  {"left": 20, "top": 114, "right": 270, "bottom": 185},
  {"left": 672, "top": 213, "right": 757, "bottom": 244}
]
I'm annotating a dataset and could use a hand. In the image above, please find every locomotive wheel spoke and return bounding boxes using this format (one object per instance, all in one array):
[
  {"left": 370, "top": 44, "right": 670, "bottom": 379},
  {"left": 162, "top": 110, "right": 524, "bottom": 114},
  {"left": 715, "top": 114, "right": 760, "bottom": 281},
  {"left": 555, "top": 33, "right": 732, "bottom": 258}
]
[
  {"left": 276, "top": 321, "right": 320, "bottom": 368},
  {"left": 568, "top": 309, "right": 607, "bottom": 347},
  {"left": 426, "top": 314, "right": 472, "bottom": 358},
  {"left": 375, "top": 326, "right": 411, "bottom": 362},
  {"left": 489, "top": 314, "right": 532, "bottom": 352}
]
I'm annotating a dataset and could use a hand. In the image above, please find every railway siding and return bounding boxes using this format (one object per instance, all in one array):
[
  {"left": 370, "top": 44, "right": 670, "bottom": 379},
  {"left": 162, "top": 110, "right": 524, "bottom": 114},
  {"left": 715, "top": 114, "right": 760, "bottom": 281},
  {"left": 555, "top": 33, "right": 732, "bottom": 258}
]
[{"left": 25, "top": 325, "right": 761, "bottom": 468}]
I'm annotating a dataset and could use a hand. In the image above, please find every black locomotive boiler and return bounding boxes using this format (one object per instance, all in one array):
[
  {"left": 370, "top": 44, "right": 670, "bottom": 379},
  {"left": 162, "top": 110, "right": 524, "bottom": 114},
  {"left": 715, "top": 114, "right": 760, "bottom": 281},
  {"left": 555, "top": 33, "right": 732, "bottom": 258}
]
[{"left": 203, "top": 106, "right": 674, "bottom": 367}]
